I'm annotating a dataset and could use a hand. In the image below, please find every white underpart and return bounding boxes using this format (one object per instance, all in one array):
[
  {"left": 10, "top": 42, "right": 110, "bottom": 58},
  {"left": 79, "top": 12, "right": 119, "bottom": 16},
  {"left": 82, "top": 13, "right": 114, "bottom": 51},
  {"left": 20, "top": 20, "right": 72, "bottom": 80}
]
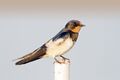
[{"left": 45, "top": 37, "right": 74, "bottom": 57}]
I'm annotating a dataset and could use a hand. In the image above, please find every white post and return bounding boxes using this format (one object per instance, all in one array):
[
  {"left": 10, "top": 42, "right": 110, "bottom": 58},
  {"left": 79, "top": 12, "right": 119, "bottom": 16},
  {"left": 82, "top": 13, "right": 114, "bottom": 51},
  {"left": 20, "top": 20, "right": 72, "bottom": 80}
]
[{"left": 54, "top": 60, "right": 70, "bottom": 80}]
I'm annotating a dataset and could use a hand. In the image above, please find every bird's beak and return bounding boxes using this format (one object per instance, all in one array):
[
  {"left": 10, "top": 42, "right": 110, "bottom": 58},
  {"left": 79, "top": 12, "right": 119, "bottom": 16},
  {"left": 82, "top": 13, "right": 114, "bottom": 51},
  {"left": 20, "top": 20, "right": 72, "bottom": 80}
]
[{"left": 81, "top": 24, "right": 85, "bottom": 27}]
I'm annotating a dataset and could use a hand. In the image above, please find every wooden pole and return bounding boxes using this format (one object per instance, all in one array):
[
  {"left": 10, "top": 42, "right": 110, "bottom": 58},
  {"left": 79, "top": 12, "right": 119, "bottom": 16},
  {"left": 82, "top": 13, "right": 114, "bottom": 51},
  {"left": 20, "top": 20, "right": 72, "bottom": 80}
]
[{"left": 54, "top": 60, "right": 70, "bottom": 80}]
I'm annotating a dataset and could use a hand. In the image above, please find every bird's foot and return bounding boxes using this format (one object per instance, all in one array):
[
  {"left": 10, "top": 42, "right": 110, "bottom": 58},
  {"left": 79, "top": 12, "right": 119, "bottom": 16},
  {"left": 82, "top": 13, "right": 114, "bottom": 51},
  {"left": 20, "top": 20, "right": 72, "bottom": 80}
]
[
  {"left": 54, "top": 56, "right": 70, "bottom": 64},
  {"left": 60, "top": 55, "right": 70, "bottom": 61}
]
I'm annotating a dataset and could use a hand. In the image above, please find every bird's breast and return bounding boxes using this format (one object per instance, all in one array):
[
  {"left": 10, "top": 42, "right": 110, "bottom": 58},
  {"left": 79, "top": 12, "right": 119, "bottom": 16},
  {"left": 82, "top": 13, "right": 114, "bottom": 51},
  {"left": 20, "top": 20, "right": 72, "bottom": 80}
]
[{"left": 45, "top": 37, "right": 74, "bottom": 57}]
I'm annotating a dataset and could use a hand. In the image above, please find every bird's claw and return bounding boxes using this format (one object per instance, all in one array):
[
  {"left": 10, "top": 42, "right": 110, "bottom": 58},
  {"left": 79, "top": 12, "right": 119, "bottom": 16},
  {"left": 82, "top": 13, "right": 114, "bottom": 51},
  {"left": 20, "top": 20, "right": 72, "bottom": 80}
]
[{"left": 54, "top": 56, "right": 70, "bottom": 64}]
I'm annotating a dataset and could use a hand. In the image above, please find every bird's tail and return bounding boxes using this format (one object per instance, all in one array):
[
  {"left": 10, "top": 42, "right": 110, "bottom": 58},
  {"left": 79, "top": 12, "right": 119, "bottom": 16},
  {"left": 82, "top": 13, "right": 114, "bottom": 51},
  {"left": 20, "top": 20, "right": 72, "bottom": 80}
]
[{"left": 15, "top": 47, "right": 46, "bottom": 65}]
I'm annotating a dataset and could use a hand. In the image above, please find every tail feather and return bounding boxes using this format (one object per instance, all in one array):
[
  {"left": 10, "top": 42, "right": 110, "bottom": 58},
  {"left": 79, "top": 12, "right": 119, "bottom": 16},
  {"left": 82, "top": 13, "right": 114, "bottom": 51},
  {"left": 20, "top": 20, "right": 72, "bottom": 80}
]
[{"left": 15, "top": 45, "right": 47, "bottom": 65}]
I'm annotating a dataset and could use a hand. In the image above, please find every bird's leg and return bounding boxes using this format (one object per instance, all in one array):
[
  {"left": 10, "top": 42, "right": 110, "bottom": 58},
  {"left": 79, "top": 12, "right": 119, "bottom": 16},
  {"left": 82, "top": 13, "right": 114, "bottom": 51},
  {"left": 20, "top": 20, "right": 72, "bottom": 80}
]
[
  {"left": 54, "top": 57, "right": 62, "bottom": 64},
  {"left": 60, "top": 55, "right": 70, "bottom": 61},
  {"left": 54, "top": 56, "right": 70, "bottom": 64}
]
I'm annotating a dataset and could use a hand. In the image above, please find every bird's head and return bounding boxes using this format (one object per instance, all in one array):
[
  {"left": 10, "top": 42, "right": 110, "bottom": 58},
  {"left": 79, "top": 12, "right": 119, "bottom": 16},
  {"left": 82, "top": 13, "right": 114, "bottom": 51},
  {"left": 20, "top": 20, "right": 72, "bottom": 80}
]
[{"left": 65, "top": 20, "right": 85, "bottom": 33}]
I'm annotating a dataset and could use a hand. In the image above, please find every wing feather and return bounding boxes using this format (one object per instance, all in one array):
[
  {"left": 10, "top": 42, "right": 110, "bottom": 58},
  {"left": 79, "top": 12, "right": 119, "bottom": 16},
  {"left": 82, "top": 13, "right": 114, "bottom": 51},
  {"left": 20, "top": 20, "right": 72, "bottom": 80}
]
[{"left": 15, "top": 45, "right": 47, "bottom": 65}]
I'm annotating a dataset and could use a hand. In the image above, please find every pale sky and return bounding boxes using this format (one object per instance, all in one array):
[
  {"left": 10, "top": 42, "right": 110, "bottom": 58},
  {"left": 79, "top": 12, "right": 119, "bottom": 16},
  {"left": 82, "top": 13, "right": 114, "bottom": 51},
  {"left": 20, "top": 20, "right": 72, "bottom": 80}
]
[{"left": 0, "top": 0, "right": 120, "bottom": 80}]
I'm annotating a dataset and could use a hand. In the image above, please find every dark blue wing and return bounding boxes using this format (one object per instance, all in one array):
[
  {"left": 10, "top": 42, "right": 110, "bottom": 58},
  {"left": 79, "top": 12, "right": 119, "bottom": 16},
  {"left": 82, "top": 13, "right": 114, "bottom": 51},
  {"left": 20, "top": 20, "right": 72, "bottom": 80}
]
[{"left": 52, "top": 29, "right": 70, "bottom": 41}]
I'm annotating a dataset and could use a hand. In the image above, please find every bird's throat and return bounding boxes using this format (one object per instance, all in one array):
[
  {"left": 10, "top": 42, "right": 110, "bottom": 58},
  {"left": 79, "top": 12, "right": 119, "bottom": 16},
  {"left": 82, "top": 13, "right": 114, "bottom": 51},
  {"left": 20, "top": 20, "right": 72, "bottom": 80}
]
[{"left": 71, "top": 26, "right": 81, "bottom": 33}]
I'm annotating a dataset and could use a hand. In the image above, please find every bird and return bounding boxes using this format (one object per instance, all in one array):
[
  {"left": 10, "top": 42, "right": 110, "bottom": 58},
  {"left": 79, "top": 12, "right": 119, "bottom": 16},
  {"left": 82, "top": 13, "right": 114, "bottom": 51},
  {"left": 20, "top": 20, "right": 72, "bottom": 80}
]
[{"left": 15, "top": 20, "right": 85, "bottom": 65}]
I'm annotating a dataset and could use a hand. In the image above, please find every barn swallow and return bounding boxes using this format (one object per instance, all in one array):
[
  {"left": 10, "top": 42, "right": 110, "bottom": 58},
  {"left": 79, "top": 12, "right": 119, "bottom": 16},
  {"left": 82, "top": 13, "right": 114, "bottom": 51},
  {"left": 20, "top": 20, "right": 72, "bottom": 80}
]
[{"left": 15, "top": 20, "right": 85, "bottom": 65}]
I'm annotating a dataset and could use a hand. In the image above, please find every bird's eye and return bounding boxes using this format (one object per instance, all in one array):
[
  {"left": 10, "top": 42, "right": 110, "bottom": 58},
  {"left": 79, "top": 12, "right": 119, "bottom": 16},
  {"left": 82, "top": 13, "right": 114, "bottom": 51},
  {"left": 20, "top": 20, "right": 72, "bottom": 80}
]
[{"left": 73, "top": 22, "right": 78, "bottom": 26}]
